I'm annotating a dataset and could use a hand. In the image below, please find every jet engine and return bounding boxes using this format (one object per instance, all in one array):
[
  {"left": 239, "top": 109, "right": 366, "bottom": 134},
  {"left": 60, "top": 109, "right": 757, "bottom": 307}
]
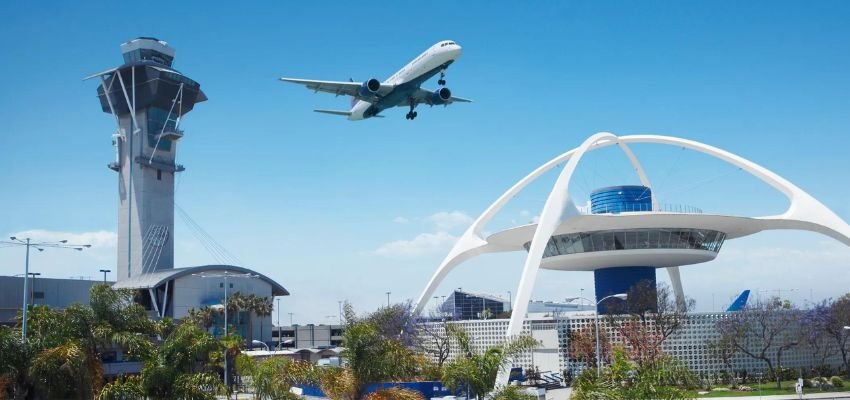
[
  {"left": 430, "top": 87, "right": 452, "bottom": 105},
  {"left": 358, "top": 79, "right": 381, "bottom": 97}
]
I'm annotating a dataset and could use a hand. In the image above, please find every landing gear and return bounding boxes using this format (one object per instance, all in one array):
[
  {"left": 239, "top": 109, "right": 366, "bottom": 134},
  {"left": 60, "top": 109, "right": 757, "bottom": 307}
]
[
  {"left": 406, "top": 101, "right": 418, "bottom": 120},
  {"left": 438, "top": 68, "right": 446, "bottom": 86}
]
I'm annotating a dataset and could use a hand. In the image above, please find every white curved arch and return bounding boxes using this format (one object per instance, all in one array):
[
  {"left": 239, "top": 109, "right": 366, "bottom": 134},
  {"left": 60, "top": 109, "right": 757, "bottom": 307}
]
[
  {"left": 504, "top": 132, "right": 616, "bottom": 336},
  {"left": 618, "top": 135, "right": 850, "bottom": 245},
  {"left": 413, "top": 134, "right": 658, "bottom": 315}
]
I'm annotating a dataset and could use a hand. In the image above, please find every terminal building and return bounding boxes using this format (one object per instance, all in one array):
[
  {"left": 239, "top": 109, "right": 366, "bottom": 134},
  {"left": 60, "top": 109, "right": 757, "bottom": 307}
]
[{"left": 413, "top": 132, "right": 850, "bottom": 382}]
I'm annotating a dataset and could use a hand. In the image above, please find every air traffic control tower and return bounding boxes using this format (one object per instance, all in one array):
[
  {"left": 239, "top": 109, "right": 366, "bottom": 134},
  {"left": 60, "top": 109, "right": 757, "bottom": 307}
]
[{"left": 88, "top": 38, "right": 207, "bottom": 279}]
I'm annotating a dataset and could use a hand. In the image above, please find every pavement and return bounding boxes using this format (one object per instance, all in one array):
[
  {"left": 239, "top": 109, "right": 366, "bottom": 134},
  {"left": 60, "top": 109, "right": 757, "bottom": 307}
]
[{"left": 704, "top": 393, "right": 850, "bottom": 400}]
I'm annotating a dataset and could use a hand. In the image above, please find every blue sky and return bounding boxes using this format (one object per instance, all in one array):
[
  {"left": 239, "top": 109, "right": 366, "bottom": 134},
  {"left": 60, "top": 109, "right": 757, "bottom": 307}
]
[{"left": 1, "top": 1, "right": 849, "bottom": 323}]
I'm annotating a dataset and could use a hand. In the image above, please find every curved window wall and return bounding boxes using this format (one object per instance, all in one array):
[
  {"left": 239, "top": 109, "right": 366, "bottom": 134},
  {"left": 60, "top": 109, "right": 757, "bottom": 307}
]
[{"left": 523, "top": 228, "right": 726, "bottom": 258}]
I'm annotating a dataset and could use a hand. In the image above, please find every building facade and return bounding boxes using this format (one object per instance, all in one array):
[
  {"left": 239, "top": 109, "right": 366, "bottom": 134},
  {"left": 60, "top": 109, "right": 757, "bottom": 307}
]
[{"left": 418, "top": 312, "right": 842, "bottom": 379}]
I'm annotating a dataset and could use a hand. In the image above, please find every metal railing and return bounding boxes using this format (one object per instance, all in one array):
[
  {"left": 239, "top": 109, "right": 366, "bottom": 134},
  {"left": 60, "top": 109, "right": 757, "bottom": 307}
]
[{"left": 576, "top": 203, "right": 703, "bottom": 215}]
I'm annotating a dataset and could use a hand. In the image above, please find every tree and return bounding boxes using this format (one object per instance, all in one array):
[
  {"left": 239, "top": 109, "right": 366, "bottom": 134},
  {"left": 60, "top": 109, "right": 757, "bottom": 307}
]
[
  {"left": 800, "top": 300, "right": 838, "bottom": 370},
  {"left": 568, "top": 324, "right": 611, "bottom": 369},
  {"left": 606, "top": 281, "right": 694, "bottom": 366},
  {"left": 440, "top": 326, "right": 538, "bottom": 399},
  {"left": 185, "top": 306, "right": 217, "bottom": 331},
  {"left": 27, "top": 284, "right": 154, "bottom": 399},
  {"left": 823, "top": 294, "right": 850, "bottom": 378},
  {"left": 97, "top": 321, "right": 225, "bottom": 400},
  {"left": 0, "top": 326, "right": 32, "bottom": 400},
  {"left": 235, "top": 354, "right": 299, "bottom": 400},
  {"left": 714, "top": 296, "right": 802, "bottom": 389},
  {"left": 571, "top": 347, "right": 696, "bottom": 400},
  {"left": 250, "top": 296, "right": 274, "bottom": 344},
  {"left": 340, "top": 302, "right": 425, "bottom": 398},
  {"left": 414, "top": 315, "right": 455, "bottom": 369}
]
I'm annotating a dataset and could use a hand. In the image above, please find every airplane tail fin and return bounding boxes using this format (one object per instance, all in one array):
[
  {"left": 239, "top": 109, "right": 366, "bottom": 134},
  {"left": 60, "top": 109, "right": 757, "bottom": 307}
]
[
  {"left": 314, "top": 109, "right": 352, "bottom": 117},
  {"left": 726, "top": 290, "right": 751, "bottom": 311}
]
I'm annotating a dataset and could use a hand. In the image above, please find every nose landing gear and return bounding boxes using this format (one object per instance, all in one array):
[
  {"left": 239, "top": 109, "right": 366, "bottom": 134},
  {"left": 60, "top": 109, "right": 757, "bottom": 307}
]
[{"left": 438, "top": 69, "right": 447, "bottom": 86}]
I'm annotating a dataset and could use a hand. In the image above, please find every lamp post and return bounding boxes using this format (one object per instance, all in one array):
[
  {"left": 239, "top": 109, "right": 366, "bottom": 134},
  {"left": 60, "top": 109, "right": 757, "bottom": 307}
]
[
  {"left": 566, "top": 293, "right": 628, "bottom": 376},
  {"left": 338, "top": 300, "right": 343, "bottom": 325},
  {"left": 276, "top": 297, "right": 281, "bottom": 350},
  {"left": 28, "top": 273, "right": 41, "bottom": 305},
  {"left": 2, "top": 236, "right": 91, "bottom": 341},
  {"left": 99, "top": 269, "right": 111, "bottom": 283},
  {"left": 386, "top": 291, "right": 391, "bottom": 307},
  {"left": 192, "top": 271, "right": 259, "bottom": 390}
]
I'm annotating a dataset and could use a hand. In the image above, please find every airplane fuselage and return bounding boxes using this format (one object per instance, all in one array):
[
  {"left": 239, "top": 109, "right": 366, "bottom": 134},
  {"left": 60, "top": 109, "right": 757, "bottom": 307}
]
[{"left": 349, "top": 41, "right": 462, "bottom": 120}]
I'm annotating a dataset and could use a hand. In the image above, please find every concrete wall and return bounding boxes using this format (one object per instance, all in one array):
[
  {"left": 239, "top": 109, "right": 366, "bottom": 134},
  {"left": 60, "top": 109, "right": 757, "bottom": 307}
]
[
  {"left": 0, "top": 276, "right": 104, "bottom": 324},
  {"left": 172, "top": 272, "right": 274, "bottom": 343}
]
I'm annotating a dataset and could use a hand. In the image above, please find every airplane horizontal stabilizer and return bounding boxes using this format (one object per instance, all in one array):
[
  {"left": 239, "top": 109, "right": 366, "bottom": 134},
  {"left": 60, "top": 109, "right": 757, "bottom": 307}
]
[{"left": 313, "top": 109, "right": 352, "bottom": 116}]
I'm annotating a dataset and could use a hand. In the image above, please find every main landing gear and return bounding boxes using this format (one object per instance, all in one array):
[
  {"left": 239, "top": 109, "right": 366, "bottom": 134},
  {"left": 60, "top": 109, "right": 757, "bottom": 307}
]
[
  {"left": 406, "top": 101, "right": 418, "bottom": 120},
  {"left": 438, "top": 68, "right": 447, "bottom": 86}
]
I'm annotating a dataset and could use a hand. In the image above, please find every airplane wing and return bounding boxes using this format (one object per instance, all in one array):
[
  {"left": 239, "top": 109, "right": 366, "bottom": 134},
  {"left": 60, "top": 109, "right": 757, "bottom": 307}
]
[
  {"left": 279, "top": 77, "right": 394, "bottom": 103},
  {"left": 408, "top": 87, "right": 473, "bottom": 107}
]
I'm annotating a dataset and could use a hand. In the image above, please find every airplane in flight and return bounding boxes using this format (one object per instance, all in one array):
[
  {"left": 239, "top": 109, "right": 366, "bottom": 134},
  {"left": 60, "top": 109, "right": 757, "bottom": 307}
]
[{"left": 280, "top": 40, "right": 471, "bottom": 121}]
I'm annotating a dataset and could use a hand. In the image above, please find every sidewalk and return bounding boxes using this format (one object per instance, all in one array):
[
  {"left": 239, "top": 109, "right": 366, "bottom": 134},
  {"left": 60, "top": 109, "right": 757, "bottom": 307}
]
[{"left": 702, "top": 392, "right": 850, "bottom": 399}]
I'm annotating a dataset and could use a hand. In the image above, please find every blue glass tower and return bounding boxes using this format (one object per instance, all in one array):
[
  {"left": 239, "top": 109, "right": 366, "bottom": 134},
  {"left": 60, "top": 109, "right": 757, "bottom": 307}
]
[{"left": 590, "top": 185, "right": 657, "bottom": 314}]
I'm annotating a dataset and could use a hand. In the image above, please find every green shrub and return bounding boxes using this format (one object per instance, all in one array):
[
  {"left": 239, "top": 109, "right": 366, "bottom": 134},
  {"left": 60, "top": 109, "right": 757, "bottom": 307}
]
[{"left": 831, "top": 376, "right": 844, "bottom": 388}]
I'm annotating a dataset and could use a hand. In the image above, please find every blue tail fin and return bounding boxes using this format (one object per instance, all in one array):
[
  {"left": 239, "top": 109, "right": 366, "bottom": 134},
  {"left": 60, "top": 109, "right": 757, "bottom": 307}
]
[{"left": 727, "top": 290, "right": 750, "bottom": 311}]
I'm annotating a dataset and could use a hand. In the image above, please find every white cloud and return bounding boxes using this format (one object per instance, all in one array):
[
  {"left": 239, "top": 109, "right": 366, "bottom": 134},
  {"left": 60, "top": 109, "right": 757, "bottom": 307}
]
[
  {"left": 428, "top": 211, "right": 473, "bottom": 231},
  {"left": 374, "top": 231, "right": 458, "bottom": 258},
  {"left": 392, "top": 216, "right": 409, "bottom": 224},
  {"left": 2, "top": 229, "right": 117, "bottom": 279},
  {"left": 8, "top": 229, "right": 117, "bottom": 249}
]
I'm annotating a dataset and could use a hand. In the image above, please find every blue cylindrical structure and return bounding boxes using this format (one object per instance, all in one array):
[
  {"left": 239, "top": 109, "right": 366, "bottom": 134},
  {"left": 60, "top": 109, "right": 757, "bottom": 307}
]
[
  {"left": 590, "top": 185, "right": 657, "bottom": 314},
  {"left": 590, "top": 185, "right": 652, "bottom": 214}
]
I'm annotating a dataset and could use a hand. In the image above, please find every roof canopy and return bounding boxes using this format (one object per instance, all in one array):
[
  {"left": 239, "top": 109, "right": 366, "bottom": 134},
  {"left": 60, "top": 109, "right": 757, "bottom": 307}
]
[{"left": 111, "top": 264, "right": 289, "bottom": 296}]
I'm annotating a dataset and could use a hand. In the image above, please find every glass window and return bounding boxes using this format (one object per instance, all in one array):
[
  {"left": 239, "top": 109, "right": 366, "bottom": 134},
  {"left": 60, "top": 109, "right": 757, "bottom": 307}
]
[{"left": 146, "top": 107, "right": 175, "bottom": 151}]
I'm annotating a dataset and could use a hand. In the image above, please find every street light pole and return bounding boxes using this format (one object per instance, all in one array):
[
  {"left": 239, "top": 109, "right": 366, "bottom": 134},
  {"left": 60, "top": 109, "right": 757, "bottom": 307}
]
[
  {"left": 99, "top": 269, "right": 111, "bottom": 283},
  {"left": 386, "top": 291, "right": 391, "bottom": 307},
  {"left": 566, "top": 293, "right": 628, "bottom": 376},
  {"left": 28, "top": 273, "right": 41, "bottom": 305},
  {"left": 276, "top": 297, "right": 281, "bottom": 350},
  {"left": 193, "top": 271, "right": 259, "bottom": 391},
  {"left": 2, "top": 236, "right": 90, "bottom": 341}
]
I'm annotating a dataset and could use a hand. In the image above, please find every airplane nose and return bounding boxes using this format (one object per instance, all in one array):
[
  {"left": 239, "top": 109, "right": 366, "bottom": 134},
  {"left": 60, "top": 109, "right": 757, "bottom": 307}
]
[{"left": 450, "top": 45, "right": 462, "bottom": 58}]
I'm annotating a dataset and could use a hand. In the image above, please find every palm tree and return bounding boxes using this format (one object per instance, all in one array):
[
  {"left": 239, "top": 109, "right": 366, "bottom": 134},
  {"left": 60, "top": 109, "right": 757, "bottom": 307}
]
[
  {"left": 0, "top": 326, "right": 32, "bottom": 399},
  {"left": 251, "top": 296, "right": 274, "bottom": 345},
  {"left": 98, "top": 321, "right": 225, "bottom": 400},
  {"left": 440, "top": 326, "right": 538, "bottom": 399},
  {"left": 28, "top": 285, "right": 154, "bottom": 399}
]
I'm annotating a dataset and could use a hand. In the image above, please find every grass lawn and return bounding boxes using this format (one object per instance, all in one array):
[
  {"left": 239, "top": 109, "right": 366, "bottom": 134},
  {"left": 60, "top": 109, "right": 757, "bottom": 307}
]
[{"left": 689, "top": 380, "right": 849, "bottom": 398}]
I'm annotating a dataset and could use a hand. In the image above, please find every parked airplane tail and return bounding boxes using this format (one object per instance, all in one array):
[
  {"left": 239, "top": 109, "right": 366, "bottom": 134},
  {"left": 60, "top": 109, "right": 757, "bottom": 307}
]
[{"left": 726, "top": 290, "right": 751, "bottom": 311}]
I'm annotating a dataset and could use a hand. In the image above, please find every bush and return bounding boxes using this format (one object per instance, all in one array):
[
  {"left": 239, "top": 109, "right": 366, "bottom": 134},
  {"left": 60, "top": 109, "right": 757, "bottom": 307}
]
[
  {"left": 778, "top": 367, "right": 795, "bottom": 381},
  {"left": 831, "top": 376, "right": 844, "bottom": 388},
  {"left": 814, "top": 364, "right": 834, "bottom": 377},
  {"left": 803, "top": 379, "right": 814, "bottom": 388}
]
